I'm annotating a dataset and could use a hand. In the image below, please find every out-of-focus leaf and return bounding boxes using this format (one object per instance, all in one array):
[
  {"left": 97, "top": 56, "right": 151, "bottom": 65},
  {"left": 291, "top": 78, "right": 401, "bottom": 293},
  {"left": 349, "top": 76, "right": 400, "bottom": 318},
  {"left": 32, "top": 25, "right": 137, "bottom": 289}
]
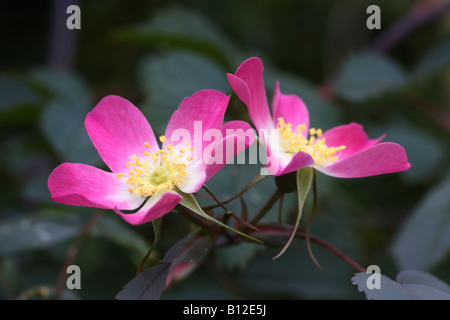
[
  {"left": 32, "top": 68, "right": 99, "bottom": 164},
  {"left": 214, "top": 242, "right": 266, "bottom": 270},
  {"left": 0, "top": 74, "right": 39, "bottom": 112},
  {"left": 352, "top": 270, "right": 450, "bottom": 300},
  {"left": 334, "top": 51, "right": 408, "bottom": 101},
  {"left": 115, "top": 262, "right": 171, "bottom": 300},
  {"left": 0, "top": 212, "right": 81, "bottom": 256},
  {"left": 391, "top": 173, "right": 450, "bottom": 271},
  {"left": 413, "top": 36, "right": 450, "bottom": 77},
  {"left": 91, "top": 214, "right": 149, "bottom": 263},
  {"left": 372, "top": 118, "right": 446, "bottom": 184},
  {"left": 116, "top": 230, "right": 215, "bottom": 300},
  {"left": 240, "top": 246, "right": 356, "bottom": 299},
  {"left": 40, "top": 99, "right": 100, "bottom": 165},
  {"left": 114, "top": 6, "right": 244, "bottom": 68},
  {"left": 31, "top": 69, "right": 91, "bottom": 107},
  {"left": 138, "top": 51, "right": 229, "bottom": 136},
  {"left": 34, "top": 69, "right": 100, "bottom": 166}
]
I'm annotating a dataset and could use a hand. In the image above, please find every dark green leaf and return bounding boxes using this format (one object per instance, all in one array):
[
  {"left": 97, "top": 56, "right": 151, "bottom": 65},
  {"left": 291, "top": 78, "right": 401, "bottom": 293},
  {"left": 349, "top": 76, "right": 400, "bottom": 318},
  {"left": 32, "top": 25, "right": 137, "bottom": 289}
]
[
  {"left": 413, "top": 35, "right": 450, "bottom": 77},
  {"left": 391, "top": 174, "right": 450, "bottom": 270},
  {"left": 214, "top": 242, "right": 266, "bottom": 270},
  {"left": 0, "top": 213, "right": 80, "bottom": 256},
  {"left": 114, "top": 6, "right": 243, "bottom": 68},
  {"left": 162, "top": 229, "right": 216, "bottom": 266},
  {"left": 0, "top": 75, "right": 39, "bottom": 112},
  {"left": 352, "top": 270, "right": 450, "bottom": 300},
  {"left": 334, "top": 51, "right": 408, "bottom": 101},
  {"left": 91, "top": 214, "right": 149, "bottom": 263},
  {"left": 138, "top": 51, "right": 229, "bottom": 136},
  {"left": 115, "top": 262, "right": 171, "bottom": 300}
]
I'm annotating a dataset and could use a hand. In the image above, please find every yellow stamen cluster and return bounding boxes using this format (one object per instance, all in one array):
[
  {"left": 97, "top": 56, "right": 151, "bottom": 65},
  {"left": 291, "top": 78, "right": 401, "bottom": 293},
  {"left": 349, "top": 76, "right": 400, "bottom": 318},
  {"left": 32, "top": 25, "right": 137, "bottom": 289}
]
[
  {"left": 116, "top": 136, "right": 193, "bottom": 197},
  {"left": 277, "top": 117, "right": 345, "bottom": 166}
]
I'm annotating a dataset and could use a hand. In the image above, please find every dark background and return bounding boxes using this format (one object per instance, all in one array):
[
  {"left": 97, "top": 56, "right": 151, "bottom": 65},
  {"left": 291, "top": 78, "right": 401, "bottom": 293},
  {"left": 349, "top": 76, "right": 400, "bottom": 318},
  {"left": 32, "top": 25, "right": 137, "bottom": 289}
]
[{"left": 1, "top": 0, "right": 449, "bottom": 300}]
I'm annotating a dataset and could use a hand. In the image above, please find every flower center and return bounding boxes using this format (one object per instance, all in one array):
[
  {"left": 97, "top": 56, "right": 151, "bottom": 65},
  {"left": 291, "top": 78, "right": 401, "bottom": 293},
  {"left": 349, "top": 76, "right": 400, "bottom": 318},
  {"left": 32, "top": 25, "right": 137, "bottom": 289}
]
[
  {"left": 277, "top": 117, "right": 345, "bottom": 167},
  {"left": 116, "top": 136, "right": 193, "bottom": 197}
]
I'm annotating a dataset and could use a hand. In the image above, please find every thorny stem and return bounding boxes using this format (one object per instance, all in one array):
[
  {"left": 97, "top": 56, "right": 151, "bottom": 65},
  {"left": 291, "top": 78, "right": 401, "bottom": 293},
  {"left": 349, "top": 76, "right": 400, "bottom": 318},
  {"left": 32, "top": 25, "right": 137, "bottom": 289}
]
[
  {"left": 202, "top": 174, "right": 267, "bottom": 210},
  {"left": 253, "top": 225, "right": 366, "bottom": 273},
  {"left": 202, "top": 185, "right": 230, "bottom": 212},
  {"left": 55, "top": 210, "right": 104, "bottom": 299},
  {"left": 301, "top": 230, "right": 366, "bottom": 273},
  {"left": 202, "top": 185, "right": 258, "bottom": 233}
]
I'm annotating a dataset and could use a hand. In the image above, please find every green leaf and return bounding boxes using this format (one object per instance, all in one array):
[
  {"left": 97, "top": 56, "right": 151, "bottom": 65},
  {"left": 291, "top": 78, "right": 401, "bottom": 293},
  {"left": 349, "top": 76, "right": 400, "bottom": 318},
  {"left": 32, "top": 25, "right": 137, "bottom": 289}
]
[
  {"left": 114, "top": 6, "right": 243, "bottom": 68},
  {"left": 115, "top": 262, "right": 171, "bottom": 300},
  {"left": 116, "top": 230, "right": 215, "bottom": 300},
  {"left": 374, "top": 118, "right": 445, "bottom": 184},
  {"left": 391, "top": 173, "right": 450, "bottom": 271},
  {"left": 162, "top": 229, "right": 216, "bottom": 266},
  {"left": 413, "top": 35, "right": 450, "bottom": 77},
  {"left": 240, "top": 246, "right": 356, "bottom": 299},
  {"left": 138, "top": 52, "right": 229, "bottom": 135},
  {"left": 91, "top": 214, "right": 149, "bottom": 263},
  {"left": 40, "top": 99, "right": 100, "bottom": 165},
  {"left": 214, "top": 242, "right": 266, "bottom": 270},
  {"left": 31, "top": 68, "right": 91, "bottom": 107},
  {"left": 0, "top": 213, "right": 80, "bottom": 256},
  {"left": 177, "top": 189, "right": 263, "bottom": 244},
  {"left": 352, "top": 270, "right": 450, "bottom": 300},
  {"left": 137, "top": 51, "right": 229, "bottom": 136},
  {"left": 273, "top": 167, "right": 313, "bottom": 259},
  {"left": 334, "top": 51, "right": 408, "bottom": 102},
  {"left": 0, "top": 74, "right": 39, "bottom": 112}
]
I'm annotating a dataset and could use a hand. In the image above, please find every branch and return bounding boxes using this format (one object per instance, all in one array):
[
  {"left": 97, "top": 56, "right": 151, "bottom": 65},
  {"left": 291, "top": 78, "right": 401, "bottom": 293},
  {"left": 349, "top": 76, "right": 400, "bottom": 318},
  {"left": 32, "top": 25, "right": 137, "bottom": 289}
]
[{"left": 253, "top": 224, "right": 367, "bottom": 273}]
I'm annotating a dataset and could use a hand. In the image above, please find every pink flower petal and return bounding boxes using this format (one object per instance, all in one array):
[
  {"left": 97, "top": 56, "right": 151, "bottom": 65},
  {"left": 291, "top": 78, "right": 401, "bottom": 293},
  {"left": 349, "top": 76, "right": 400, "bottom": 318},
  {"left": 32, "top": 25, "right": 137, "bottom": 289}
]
[
  {"left": 321, "top": 122, "right": 384, "bottom": 161},
  {"left": 48, "top": 162, "right": 142, "bottom": 210},
  {"left": 227, "top": 57, "right": 274, "bottom": 131},
  {"left": 164, "top": 89, "right": 230, "bottom": 153},
  {"left": 272, "top": 81, "right": 309, "bottom": 135},
  {"left": 268, "top": 149, "right": 315, "bottom": 176},
  {"left": 317, "top": 142, "right": 411, "bottom": 178},
  {"left": 114, "top": 190, "right": 182, "bottom": 225},
  {"left": 85, "top": 95, "right": 159, "bottom": 173},
  {"left": 177, "top": 163, "right": 207, "bottom": 194},
  {"left": 204, "top": 120, "right": 256, "bottom": 180}
]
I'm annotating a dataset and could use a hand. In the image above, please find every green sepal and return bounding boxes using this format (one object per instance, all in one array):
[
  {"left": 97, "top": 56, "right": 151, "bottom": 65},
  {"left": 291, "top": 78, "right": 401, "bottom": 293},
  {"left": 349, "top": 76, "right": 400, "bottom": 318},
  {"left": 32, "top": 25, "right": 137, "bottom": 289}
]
[
  {"left": 176, "top": 188, "right": 263, "bottom": 244},
  {"left": 273, "top": 166, "right": 313, "bottom": 259},
  {"left": 136, "top": 218, "right": 162, "bottom": 274}
]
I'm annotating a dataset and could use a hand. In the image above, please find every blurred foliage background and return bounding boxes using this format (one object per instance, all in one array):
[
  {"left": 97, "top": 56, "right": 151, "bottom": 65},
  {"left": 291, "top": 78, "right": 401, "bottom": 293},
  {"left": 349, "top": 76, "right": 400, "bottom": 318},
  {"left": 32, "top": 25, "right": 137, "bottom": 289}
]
[{"left": 1, "top": 0, "right": 450, "bottom": 300}]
